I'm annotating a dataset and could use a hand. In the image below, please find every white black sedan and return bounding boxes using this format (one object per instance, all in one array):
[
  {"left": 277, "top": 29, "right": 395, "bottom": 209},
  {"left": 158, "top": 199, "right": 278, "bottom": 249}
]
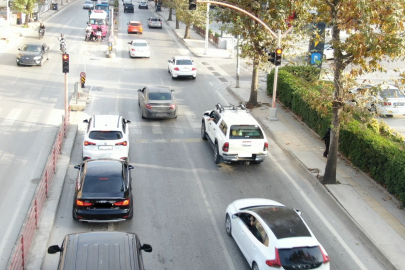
[
  {"left": 225, "top": 198, "right": 330, "bottom": 270},
  {"left": 16, "top": 43, "right": 50, "bottom": 66}
]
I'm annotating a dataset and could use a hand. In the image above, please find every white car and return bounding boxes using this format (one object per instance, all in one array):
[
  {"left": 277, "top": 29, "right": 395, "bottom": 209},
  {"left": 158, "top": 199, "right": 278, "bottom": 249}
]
[
  {"left": 128, "top": 39, "right": 150, "bottom": 58},
  {"left": 167, "top": 56, "right": 197, "bottom": 79},
  {"left": 323, "top": 43, "right": 334, "bottom": 60},
  {"left": 147, "top": 17, "right": 162, "bottom": 29},
  {"left": 83, "top": 0, "right": 94, "bottom": 9},
  {"left": 138, "top": 1, "right": 148, "bottom": 9},
  {"left": 82, "top": 115, "right": 131, "bottom": 160},
  {"left": 201, "top": 103, "right": 268, "bottom": 164},
  {"left": 225, "top": 198, "right": 330, "bottom": 270},
  {"left": 351, "top": 84, "right": 405, "bottom": 116}
]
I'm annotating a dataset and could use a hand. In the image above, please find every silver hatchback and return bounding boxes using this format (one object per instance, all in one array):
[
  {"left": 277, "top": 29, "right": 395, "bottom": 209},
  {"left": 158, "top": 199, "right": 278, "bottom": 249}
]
[{"left": 147, "top": 17, "right": 162, "bottom": 29}]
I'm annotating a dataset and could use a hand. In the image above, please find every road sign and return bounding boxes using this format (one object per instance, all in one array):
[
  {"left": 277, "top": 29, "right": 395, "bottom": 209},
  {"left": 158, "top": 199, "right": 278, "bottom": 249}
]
[
  {"left": 310, "top": 53, "right": 322, "bottom": 64},
  {"left": 108, "top": 35, "right": 115, "bottom": 43},
  {"left": 80, "top": 72, "right": 86, "bottom": 88},
  {"left": 80, "top": 72, "right": 86, "bottom": 78}
]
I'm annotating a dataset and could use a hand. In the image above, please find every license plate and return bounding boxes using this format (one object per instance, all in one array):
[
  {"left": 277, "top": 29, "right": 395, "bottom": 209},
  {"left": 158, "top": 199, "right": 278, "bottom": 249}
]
[
  {"left": 99, "top": 146, "right": 113, "bottom": 150},
  {"left": 155, "top": 113, "right": 167, "bottom": 117},
  {"left": 238, "top": 153, "right": 252, "bottom": 158}
]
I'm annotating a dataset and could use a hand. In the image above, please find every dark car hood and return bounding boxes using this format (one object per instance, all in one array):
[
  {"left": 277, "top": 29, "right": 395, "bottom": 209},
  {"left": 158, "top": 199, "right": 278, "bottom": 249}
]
[{"left": 17, "top": 51, "right": 41, "bottom": 58}]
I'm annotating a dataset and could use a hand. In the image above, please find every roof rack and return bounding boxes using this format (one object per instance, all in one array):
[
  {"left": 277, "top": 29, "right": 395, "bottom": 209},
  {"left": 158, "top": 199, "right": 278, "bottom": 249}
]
[{"left": 215, "top": 103, "right": 249, "bottom": 113}]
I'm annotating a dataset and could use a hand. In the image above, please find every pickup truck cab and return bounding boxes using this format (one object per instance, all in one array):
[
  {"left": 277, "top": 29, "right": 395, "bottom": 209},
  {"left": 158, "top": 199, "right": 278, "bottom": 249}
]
[{"left": 201, "top": 103, "right": 268, "bottom": 164}]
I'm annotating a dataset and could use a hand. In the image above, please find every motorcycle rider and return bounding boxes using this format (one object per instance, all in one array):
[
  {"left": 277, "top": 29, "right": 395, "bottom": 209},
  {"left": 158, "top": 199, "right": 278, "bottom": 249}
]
[
  {"left": 85, "top": 24, "right": 93, "bottom": 41},
  {"left": 39, "top": 22, "right": 46, "bottom": 36},
  {"left": 96, "top": 25, "right": 102, "bottom": 41},
  {"left": 58, "top": 34, "right": 67, "bottom": 51}
]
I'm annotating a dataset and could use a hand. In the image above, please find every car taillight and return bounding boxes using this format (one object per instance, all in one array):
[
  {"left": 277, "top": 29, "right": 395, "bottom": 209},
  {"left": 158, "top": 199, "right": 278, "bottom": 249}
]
[
  {"left": 266, "top": 248, "right": 281, "bottom": 267},
  {"left": 192, "top": 67, "right": 196, "bottom": 71},
  {"left": 170, "top": 104, "right": 176, "bottom": 109},
  {"left": 264, "top": 142, "right": 268, "bottom": 151},
  {"left": 84, "top": 141, "right": 96, "bottom": 146},
  {"left": 113, "top": 199, "right": 130, "bottom": 206},
  {"left": 140, "top": 27, "right": 143, "bottom": 31},
  {"left": 131, "top": 48, "right": 135, "bottom": 51},
  {"left": 174, "top": 67, "right": 179, "bottom": 71},
  {"left": 145, "top": 104, "right": 152, "bottom": 109},
  {"left": 116, "top": 141, "right": 128, "bottom": 146},
  {"left": 384, "top": 102, "right": 392, "bottom": 106},
  {"left": 76, "top": 200, "right": 93, "bottom": 206},
  {"left": 320, "top": 246, "right": 330, "bottom": 263},
  {"left": 222, "top": 142, "right": 229, "bottom": 152}
]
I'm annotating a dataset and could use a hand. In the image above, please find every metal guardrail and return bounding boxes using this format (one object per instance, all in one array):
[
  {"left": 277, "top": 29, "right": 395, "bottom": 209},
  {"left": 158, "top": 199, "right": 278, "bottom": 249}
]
[{"left": 7, "top": 110, "right": 70, "bottom": 270}]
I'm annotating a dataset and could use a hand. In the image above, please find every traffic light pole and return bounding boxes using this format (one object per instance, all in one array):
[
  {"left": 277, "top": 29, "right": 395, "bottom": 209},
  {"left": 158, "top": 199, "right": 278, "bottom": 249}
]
[
  {"left": 270, "top": 30, "right": 281, "bottom": 120},
  {"left": 65, "top": 73, "right": 68, "bottom": 123}
]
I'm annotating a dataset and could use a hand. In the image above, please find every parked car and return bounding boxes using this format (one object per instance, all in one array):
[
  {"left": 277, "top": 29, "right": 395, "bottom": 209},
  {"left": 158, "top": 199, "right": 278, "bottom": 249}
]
[
  {"left": 225, "top": 198, "right": 330, "bottom": 270},
  {"left": 127, "top": 21, "right": 143, "bottom": 34},
  {"left": 138, "top": 1, "right": 148, "bottom": 9},
  {"left": 167, "top": 56, "right": 197, "bottom": 79},
  {"left": 16, "top": 43, "right": 50, "bottom": 66},
  {"left": 350, "top": 84, "right": 405, "bottom": 116},
  {"left": 124, "top": 3, "right": 134, "bottom": 12},
  {"left": 83, "top": 0, "right": 94, "bottom": 9},
  {"left": 72, "top": 159, "right": 134, "bottom": 222},
  {"left": 128, "top": 39, "right": 150, "bottom": 58},
  {"left": 138, "top": 86, "right": 177, "bottom": 119},
  {"left": 147, "top": 17, "right": 162, "bottom": 29},
  {"left": 82, "top": 115, "right": 131, "bottom": 160},
  {"left": 201, "top": 103, "right": 268, "bottom": 164},
  {"left": 48, "top": 231, "right": 152, "bottom": 270}
]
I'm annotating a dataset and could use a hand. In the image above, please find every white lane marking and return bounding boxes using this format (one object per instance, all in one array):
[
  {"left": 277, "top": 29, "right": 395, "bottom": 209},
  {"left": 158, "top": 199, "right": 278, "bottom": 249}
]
[
  {"left": 1, "top": 108, "right": 22, "bottom": 126},
  {"left": 269, "top": 154, "right": 368, "bottom": 270},
  {"left": 150, "top": 121, "right": 163, "bottom": 134},
  {"left": 23, "top": 109, "right": 42, "bottom": 127},
  {"left": 184, "top": 110, "right": 200, "bottom": 132}
]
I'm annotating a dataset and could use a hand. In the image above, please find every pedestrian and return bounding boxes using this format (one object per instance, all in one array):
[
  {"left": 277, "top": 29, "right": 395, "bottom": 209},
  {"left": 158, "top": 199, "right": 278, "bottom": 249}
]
[{"left": 322, "top": 127, "right": 331, "bottom": 157}]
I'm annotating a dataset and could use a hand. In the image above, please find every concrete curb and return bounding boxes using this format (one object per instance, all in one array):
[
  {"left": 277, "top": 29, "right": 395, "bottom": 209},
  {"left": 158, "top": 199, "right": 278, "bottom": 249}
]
[
  {"left": 225, "top": 86, "right": 397, "bottom": 270},
  {"left": 25, "top": 125, "right": 78, "bottom": 270}
]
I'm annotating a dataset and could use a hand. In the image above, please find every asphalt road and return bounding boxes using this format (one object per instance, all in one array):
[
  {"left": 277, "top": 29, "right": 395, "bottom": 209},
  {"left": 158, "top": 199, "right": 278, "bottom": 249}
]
[{"left": 27, "top": 2, "right": 390, "bottom": 270}]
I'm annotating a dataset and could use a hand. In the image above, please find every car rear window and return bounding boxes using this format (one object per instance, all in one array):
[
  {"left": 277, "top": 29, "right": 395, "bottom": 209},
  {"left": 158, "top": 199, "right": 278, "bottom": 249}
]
[
  {"left": 176, "top": 59, "right": 193, "bottom": 65},
  {"left": 279, "top": 246, "right": 324, "bottom": 269},
  {"left": 130, "top": 22, "right": 141, "bottom": 26},
  {"left": 83, "top": 164, "right": 125, "bottom": 193},
  {"left": 230, "top": 125, "right": 264, "bottom": 139},
  {"left": 380, "top": 89, "right": 405, "bottom": 98},
  {"left": 149, "top": 92, "right": 171, "bottom": 100},
  {"left": 89, "top": 131, "right": 123, "bottom": 140},
  {"left": 132, "top": 42, "right": 147, "bottom": 47},
  {"left": 150, "top": 18, "right": 161, "bottom": 21}
]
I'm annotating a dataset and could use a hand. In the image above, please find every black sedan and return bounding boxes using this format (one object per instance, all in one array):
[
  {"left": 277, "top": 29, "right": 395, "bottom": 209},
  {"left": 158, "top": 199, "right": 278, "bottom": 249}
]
[
  {"left": 138, "top": 86, "right": 178, "bottom": 119},
  {"left": 72, "top": 159, "right": 134, "bottom": 222},
  {"left": 124, "top": 3, "right": 134, "bottom": 12},
  {"left": 16, "top": 43, "right": 50, "bottom": 66}
]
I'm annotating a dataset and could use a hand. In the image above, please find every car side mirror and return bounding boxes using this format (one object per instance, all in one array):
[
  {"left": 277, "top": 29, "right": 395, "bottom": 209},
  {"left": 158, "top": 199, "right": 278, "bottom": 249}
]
[
  {"left": 167, "top": 60, "right": 170, "bottom": 63},
  {"left": 74, "top": 165, "right": 81, "bottom": 170},
  {"left": 47, "top": 245, "right": 61, "bottom": 254},
  {"left": 203, "top": 112, "right": 210, "bottom": 116},
  {"left": 125, "top": 119, "right": 131, "bottom": 124},
  {"left": 294, "top": 209, "right": 302, "bottom": 216},
  {"left": 232, "top": 214, "right": 239, "bottom": 219},
  {"left": 128, "top": 165, "right": 134, "bottom": 170},
  {"left": 140, "top": 244, "right": 152, "bottom": 253},
  {"left": 137, "top": 89, "right": 142, "bottom": 92},
  {"left": 83, "top": 119, "right": 89, "bottom": 123}
]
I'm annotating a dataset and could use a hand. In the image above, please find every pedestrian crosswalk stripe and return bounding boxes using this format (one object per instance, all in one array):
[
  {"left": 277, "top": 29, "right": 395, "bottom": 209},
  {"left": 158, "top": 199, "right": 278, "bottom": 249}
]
[{"left": 1, "top": 108, "right": 22, "bottom": 126}]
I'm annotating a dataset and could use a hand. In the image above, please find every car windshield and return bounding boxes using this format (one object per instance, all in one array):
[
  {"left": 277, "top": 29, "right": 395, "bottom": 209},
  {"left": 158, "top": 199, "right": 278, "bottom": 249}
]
[
  {"left": 278, "top": 246, "right": 324, "bottom": 268},
  {"left": 22, "top": 45, "right": 42, "bottom": 52},
  {"left": 149, "top": 92, "right": 172, "bottom": 100},
  {"left": 176, "top": 59, "right": 193, "bottom": 65},
  {"left": 85, "top": 1, "right": 92, "bottom": 4},
  {"left": 89, "top": 131, "right": 123, "bottom": 140},
  {"left": 132, "top": 42, "right": 147, "bottom": 46},
  {"left": 83, "top": 163, "right": 125, "bottom": 193},
  {"left": 230, "top": 125, "right": 264, "bottom": 139},
  {"left": 130, "top": 22, "right": 141, "bottom": 26},
  {"left": 379, "top": 89, "right": 405, "bottom": 99},
  {"left": 96, "top": 5, "right": 108, "bottom": 11},
  {"left": 89, "top": 19, "right": 105, "bottom": 25}
]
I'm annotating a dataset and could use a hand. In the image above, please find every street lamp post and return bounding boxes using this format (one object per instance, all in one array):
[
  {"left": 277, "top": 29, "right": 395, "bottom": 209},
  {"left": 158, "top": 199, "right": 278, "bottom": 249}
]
[{"left": 204, "top": 2, "right": 210, "bottom": 55}]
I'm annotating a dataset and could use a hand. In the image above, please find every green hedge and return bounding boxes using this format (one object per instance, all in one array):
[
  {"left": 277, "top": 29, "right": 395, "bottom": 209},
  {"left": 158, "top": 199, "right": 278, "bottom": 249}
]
[{"left": 267, "top": 66, "right": 405, "bottom": 205}]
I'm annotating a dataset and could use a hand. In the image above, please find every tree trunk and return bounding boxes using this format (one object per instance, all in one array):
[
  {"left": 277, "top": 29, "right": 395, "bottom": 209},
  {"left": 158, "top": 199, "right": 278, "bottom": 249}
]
[
  {"left": 247, "top": 58, "right": 260, "bottom": 107},
  {"left": 184, "top": 25, "right": 190, "bottom": 39},
  {"left": 176, "top": 18, "right": 179, "bottom": 29},
  {"left": 168, "top": 8, "right": 173, "bottom": 21}
]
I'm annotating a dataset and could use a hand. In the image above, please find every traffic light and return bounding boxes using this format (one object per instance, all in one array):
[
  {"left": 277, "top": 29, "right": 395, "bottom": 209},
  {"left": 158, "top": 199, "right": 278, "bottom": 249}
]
[
  {"left": 268, "top": 52, "right": 276, "bottom": 64},
  {"left": 189, "top": 0, "right": 196, "bottom": 10},
  {"left": 275, "top": 48, "right": 282, "bottom": 66},
  {"left": 62, "top": 54, "right": 69, "bottom": 73}
]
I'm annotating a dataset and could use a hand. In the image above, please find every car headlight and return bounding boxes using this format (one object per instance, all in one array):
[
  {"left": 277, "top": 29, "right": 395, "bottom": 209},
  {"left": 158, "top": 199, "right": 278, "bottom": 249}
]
[{"left": 33, "top": 56, "right": 41, "bottom": 60}]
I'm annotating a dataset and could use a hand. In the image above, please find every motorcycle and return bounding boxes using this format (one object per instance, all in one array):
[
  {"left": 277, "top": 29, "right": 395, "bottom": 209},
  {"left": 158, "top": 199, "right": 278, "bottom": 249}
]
[
  {"left": 60, "top": 41, "right": 66, "bottom": 54},
  {"left": 38, "top": 29, "right": 45, "bottom": 39},
  {"left": 85, "top": 29, "right": 92, "bottom": 42},
  {"left": 96, "top": 30, "right": 102, "bottom": 42}
]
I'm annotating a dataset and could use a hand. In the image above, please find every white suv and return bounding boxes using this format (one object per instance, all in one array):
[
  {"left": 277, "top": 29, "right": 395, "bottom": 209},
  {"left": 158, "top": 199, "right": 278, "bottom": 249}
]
[
  {"left": 201, "top": 104, "right": 268, "bottom": 164},
  {"left": 82, "top": 115, "right": 131, "bottom": 160}
]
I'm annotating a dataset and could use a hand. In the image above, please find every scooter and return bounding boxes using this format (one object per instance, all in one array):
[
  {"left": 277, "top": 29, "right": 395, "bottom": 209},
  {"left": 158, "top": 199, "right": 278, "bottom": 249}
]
[
  {"left": 96, "top": 30, "right": 102, "bottom": 42},
  {"left": 38, "top": 29, "right": 45, "bottom": 39},
  {"left": 85, "top": 29, "right": 92, "bottom": 42}
]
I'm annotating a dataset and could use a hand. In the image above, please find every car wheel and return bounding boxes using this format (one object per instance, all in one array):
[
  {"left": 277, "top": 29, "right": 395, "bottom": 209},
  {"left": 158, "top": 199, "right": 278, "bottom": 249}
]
[
  {"left": 127, "top": 31, "right": 130, "bottom": 34},
  {"left": 38, "top": 59, "right": 43, "bottom": 66},
  {"left": 201, "top": 122, "right": 207, "bottom": 140},
  {"left": 225, "top": 214, "right": 232, "bottom": 236},
  {"left": 168, "top": 67, "right": 170, "bottom": 73},
  {"left": 192, "top": 76, "right": 196, "bottom": 80},
  {"left": 141, "top": 108, "right": 146, "bottom": 119},
  {"left": 252, "top": 262, "right": 259, "bottom": 270},
  {"left": 72, "top": 207, "right": 78, "bottom": 221},
  {"left": 214, "top": 144, "right": 221, "bottom": 164},
  {"left": 17, "top": 62, "right": 21, "bottom": 66},
  {"left": 171, "top": 73, "right": 175, "bottom": 80},
  {"left": 252, "top": 160, "right": 263, "bottom": 165}
]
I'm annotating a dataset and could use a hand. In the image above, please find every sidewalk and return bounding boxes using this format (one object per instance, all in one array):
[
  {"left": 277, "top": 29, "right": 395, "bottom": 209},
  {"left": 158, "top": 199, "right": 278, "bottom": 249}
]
[{"left": 154, "top": 4, "right": 405, "bottom": 270}]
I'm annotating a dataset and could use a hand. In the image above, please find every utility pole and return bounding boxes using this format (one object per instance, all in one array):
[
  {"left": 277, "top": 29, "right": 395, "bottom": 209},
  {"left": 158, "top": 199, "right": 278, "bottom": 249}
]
[
  {"left": 236, "top": 35, "right": 240, "bottom": 88},
  {"left": 269, "top": 30, "right": 281, "bottom": 120},
  {"left": 204, "top": 2, "right": 210, "bottom": 55}
]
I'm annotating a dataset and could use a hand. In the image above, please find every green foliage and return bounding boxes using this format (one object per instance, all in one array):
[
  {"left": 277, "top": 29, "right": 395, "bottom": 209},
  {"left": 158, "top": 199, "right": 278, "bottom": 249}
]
[{"left": 267, "top": 66, "right": 405, "bottom": 205}]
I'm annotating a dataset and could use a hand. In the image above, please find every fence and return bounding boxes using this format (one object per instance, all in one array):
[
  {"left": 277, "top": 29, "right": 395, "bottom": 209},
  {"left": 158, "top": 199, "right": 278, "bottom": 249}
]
[
  {"left": 192, "top": 25, "right": 219, "bottom": 46},
  {"left": 8, "top": 110, "right": 70, "bottom": 270}
]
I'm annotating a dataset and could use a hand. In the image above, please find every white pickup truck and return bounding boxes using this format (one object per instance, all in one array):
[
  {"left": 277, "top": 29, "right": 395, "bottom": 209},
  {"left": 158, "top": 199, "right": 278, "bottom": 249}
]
[{"left": 201, "top": 104, "right": 268, "bottom": 164}]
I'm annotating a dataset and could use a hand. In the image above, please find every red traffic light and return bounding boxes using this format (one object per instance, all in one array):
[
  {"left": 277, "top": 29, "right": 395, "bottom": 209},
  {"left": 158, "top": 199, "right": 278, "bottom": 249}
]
[
  {"left": 62, "top": 54, "right": 69, "bottom": 60},
  {"left": 276, "top": 48, "right": 282, "bottom": 55}
]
